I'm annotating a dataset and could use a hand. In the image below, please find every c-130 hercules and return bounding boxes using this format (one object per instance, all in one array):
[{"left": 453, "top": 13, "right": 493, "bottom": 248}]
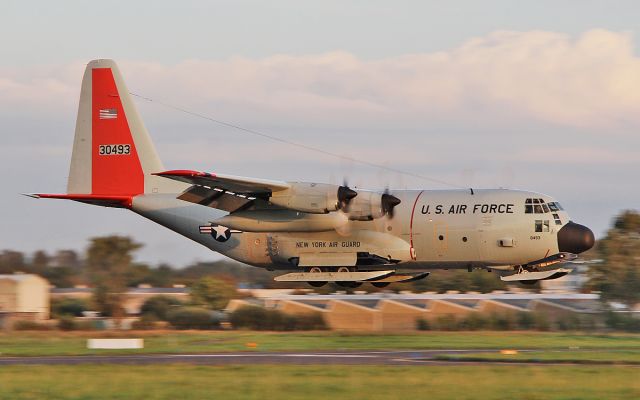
[{"left": 30, "top": 60, "right": 595, "bottom": 287}]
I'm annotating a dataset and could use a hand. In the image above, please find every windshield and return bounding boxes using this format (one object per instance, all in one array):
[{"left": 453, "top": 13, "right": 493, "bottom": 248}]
[{"left": 525, "top": 198, "right": 564, "bottom": 214}]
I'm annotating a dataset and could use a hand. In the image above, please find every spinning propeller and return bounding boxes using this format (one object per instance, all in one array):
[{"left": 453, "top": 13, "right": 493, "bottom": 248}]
[
  {"left": 337, "top": 182, "right": 357, "bottom": 212},
  {"left": 381, "top": 188, "right": 401, "bottom": 219}
]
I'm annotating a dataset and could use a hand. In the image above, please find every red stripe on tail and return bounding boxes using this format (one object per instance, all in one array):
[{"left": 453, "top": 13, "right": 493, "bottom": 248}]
[{"left": 91, "top": 68, "right": 144, "bottom": 195}]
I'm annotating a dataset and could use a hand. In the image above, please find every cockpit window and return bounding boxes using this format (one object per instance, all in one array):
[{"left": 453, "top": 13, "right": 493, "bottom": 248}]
[
  {"left": 548, "top": 202, "right": 564, "bottom": 211},
  {"left": 525, "top": 198, "right": 560, "bottom": 214}
]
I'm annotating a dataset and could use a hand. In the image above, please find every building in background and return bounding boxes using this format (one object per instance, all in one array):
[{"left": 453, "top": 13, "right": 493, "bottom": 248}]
[
  {"left": 0, "top": 274, "right": 50, "bottom": 326},
  {"left": 227, "top": 292, "right": 601, "bottom": 332},
  {"left": 49, "top": 285, "right": 610, "bottom": 332}
]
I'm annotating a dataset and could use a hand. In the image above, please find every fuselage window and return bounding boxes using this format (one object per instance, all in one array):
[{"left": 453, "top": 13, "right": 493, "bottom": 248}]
[
  {"left": 535, "top": 220, "right": 543, "bottom": 232},
  {"left": 553, "top": 213, "right": 562, "bottom": 225},
  {"left": 535, "top": 220, "right": 550, "bottom": 232}
]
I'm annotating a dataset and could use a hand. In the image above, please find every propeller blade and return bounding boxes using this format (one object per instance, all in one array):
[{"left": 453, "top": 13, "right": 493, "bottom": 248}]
[
  {"left": 381, "top": 192, "right": 401, "bottom": 218},
  {"left": 337, "top": 185, "right": 357, "bottom": 211}
]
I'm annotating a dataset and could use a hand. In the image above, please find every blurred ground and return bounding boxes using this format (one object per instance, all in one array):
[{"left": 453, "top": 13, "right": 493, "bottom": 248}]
[
  {"left": 2, "top": 331, "right": 638, "bottom": 399},
  {"left": 0, "top": 364, "right": 638, "bottom": 400}
]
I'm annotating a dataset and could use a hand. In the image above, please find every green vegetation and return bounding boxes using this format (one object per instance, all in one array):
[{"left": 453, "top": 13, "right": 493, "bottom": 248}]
[
  {"left": 51, "top": 297, "right": 89, "bottom": 318},
  {"left": 166, "top": 307, "right": 220, "bottom": 330},
  {"left": 12, "top": 320, "right": 53, "bottom": 331},
  {"left": 416, "top": 312, "right": 598, "bottom": 332},
  {"left": 587, "top": 210, "right": 640, "bottom": 307},
  {"left": 189, "top": 276, "right": 237, "bottom": 310},
  {"left": 0, "top": 364, "right": 638, "bottom": 400},
  {"left": 56, "top": 315, "right": 97, "bottom": 331},
  {"left": 140, "top": 295, "right": 183, "bottom": 320},
  {"left": 229, "top": 306, "right": 327, "bottom": 331},
  {"left": 1, "top": 331, "right": 640, "bottom": 357},
  {"left": 87, "top": 236, "right": 143, "bottom": 317}
]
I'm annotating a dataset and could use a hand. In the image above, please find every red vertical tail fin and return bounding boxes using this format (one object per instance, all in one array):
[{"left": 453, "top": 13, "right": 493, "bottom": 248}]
[{"left": 67, "top": 59, "right": 169, "bottom": 196}]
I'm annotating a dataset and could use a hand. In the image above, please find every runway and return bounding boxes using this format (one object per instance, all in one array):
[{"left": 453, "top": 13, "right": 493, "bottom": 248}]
[
  {"left": 0, "top": 350, "right": 497, "bottom": 366},
  {"left": 3, "top": 349, "right": 637, "bottom": 366}
]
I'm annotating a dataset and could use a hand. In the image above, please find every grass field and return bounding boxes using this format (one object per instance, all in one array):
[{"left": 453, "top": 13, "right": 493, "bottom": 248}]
[
  {"left": 0, "top": 364, "right": 638, "bottom": 400},
  {"left": 2, "top": 332, "right": 639, "bottom": 399},
  {"left": 1, "top": 331, "right": 640, "bottom": 356}
]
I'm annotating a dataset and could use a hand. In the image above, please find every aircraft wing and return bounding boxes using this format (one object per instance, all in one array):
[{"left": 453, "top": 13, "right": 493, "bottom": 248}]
[
  {"left": 153, "top": 170, "right": 290, "bottom": 195},
  {"left": 154, "top": 169, "right": 290, "bottom": 212}
]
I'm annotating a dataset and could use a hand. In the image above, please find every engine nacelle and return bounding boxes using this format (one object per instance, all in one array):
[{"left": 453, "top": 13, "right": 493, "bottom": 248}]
[
  {"left": 345, "top": 190, "right": 384, "bottom": 220},
  {"left": 345, "top": 190, "right": 402, "bottom": 221},
  {"left": 268, "top": 183, "right": 399, "bottom": 219},
  {"left": 270, "top": 182, "right": 342, "bottom": 214}
]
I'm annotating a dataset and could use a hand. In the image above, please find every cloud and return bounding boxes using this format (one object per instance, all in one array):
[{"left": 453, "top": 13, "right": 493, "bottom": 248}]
[
  {"left": 118, "top": 29, "right": 640, "bottom": 130},
  {"left": 2, "top": 29, "right": 640, "bottom": 132}
]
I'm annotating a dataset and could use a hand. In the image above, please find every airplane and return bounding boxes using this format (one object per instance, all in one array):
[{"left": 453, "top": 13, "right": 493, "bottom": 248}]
[{"left": 28, "top": 59, "right": 595, "bottom": 287}]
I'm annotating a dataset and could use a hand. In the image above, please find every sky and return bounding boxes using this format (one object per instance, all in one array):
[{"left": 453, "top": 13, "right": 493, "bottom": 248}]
[{"left": 2, "top": 1, "right": 640, "bottom": 266}]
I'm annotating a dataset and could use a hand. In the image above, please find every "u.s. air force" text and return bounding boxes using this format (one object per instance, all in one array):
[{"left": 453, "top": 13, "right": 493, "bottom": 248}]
[{"left": 421, "top": 203, "right": 514, "bottom": 215}]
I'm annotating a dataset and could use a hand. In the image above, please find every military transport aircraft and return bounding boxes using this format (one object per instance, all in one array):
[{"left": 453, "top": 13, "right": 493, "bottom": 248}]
[{"left": 29, "top": 59, "right": 595, "bottom": 287}]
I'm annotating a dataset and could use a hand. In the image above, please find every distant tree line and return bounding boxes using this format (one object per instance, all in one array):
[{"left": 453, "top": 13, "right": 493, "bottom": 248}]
[
  {"left": 586, "top": 210, "right": 640, "bottom": 308},
  {"left": 0, "top": 240, "right": 274, "bottom": 289}
]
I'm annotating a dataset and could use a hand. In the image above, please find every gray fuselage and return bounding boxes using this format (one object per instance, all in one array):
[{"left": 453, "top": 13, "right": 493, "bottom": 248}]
[{"left": 132, "top": 188, "right": 571, "bottom": 272}]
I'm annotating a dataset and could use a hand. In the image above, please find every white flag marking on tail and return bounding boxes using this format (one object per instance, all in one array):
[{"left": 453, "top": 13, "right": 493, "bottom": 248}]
[{"left": 99, "top": 108, "right": 118, "bottom": 119}]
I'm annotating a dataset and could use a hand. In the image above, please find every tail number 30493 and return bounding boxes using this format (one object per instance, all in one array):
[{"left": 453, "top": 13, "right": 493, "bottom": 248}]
[{"left": 98, "top": 144, "right": 131, "bottom": 155}]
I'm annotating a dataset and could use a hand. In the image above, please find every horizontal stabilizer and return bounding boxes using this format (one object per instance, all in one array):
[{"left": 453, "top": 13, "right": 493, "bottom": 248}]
[{"left": 25, "top": 193, "right": 132, "bottom": 208}]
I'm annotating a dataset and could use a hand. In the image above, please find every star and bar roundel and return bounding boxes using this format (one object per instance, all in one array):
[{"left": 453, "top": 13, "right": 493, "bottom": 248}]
[{"left": 199, "top": 224, "right": 241, "bottom": 242}]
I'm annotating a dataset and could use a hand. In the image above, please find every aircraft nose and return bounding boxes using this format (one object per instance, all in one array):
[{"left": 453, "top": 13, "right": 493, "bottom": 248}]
[{"left": 557, "top": 221, "right": 595, "bottom": 254}]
